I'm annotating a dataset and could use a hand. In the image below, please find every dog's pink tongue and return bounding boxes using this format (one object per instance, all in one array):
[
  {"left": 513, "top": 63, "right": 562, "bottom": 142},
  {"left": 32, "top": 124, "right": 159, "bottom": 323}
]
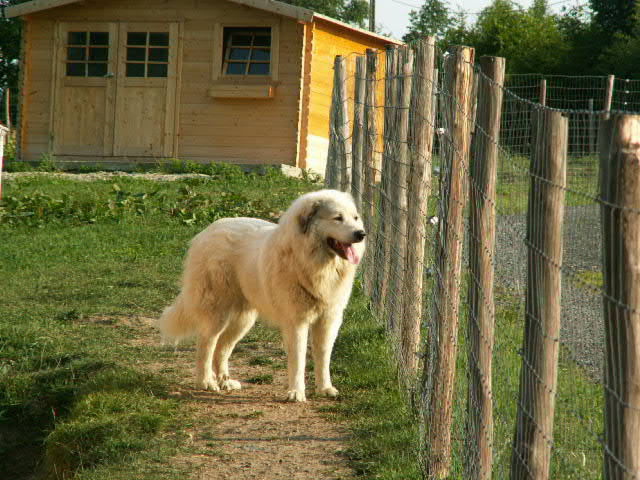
[{"left": 345, "top": 245, "right": 360, "bottom": 265}]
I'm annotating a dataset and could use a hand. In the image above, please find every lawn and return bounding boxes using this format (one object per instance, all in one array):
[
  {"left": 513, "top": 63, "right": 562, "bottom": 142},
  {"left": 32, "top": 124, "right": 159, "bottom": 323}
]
[
  {"left": 0, "top": 167, "right": 419, "bottom": 479},
  {"left": 0, "top": 160, "right": 603, "bottom": 479}
]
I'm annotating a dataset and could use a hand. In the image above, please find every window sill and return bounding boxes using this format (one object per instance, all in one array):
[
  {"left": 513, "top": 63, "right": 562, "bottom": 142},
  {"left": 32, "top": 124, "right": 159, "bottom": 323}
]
[{"left": 208, "top": 83, "right": 276, "bottom": 99}]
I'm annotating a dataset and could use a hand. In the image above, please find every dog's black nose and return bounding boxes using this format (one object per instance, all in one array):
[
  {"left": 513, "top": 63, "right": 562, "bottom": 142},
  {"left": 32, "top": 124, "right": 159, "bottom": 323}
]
[{"left": 353, "top": 230, "right": 366, "bottom": 243}]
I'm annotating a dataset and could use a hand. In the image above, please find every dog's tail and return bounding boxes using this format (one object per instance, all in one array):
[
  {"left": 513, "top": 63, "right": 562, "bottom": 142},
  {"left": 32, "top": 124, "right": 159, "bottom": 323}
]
[{"left": 157, "top": 294, "right": 198, "bottom": 344}]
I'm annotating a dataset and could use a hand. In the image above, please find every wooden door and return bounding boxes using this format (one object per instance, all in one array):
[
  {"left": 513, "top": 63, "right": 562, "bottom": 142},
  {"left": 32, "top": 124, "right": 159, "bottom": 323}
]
[
  {"left": 53, "top": 22, "right": 179, "bottom": 158},
  {"left": 113, "top": 23, "right": 179, "bottom": 157},
  {"left": 53, "top": 23, "right": 117, "bottom": 156}
]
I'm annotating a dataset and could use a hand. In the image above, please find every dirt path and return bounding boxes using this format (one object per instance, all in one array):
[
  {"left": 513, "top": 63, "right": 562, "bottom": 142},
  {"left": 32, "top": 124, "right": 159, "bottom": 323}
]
[{"left": 130, "top": 316, "right": 354, "bottom": 480}]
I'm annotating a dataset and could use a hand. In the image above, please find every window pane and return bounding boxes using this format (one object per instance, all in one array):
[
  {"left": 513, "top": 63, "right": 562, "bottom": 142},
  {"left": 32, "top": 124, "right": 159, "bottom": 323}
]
[
  {"left": 89, "top": 47, "right": 108, "bottom": 62},
  {"left": 87, "top": 63, "right": 108, "bottom": 77},
  {"left": 229, "top": 48, "right": 250, "bottom": 60},
  {"left": 251, "top": 48, "right": 270, "bottom": 61},
  {"left": 231, "top": 34, "right": 252, "bottom": 46},
  {"left": 127, "top": 47, "right": 146, "bottom": 61},
  {"left": 67, "top": 47, "right": 86, "bottom": 61},
  {"left": 226, "top": 62, "right": 246, "bottom": 75},
  {"left": 148, "top": 47, "right": 168, "bottom": 62},
  {"left": 66, "top": 63, "right": 86, "bottom": 76},
  {"left": 253, "top": 35, "right": 271, "bottom": 47},
  {"left": 90, "top": 32, "right": 109, "bottom": 45},
  {"left": 127, "top": 32, "right": 147, "bottom": 46},
  {"left": 68, "top": 31, "right": 87, "bottom": 45},
  {"left": 126, "top": 63, "right": 145, "bottom": 77},
  {"left": 149, "top": 32, "right": 169, "bottom": 46},
  {"left": 248, "top": 63, "right": 269, "bottom": 75},
  {"left": 148, "top": 63, "right": 168, "bottom": 77}
]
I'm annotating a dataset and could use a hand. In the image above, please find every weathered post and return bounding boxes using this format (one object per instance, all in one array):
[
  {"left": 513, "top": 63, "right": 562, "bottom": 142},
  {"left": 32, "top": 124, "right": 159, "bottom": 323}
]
[
  {"left": 511, "top": 109, "right": 568, "bottom": 480},
  {"left": 352, "top": 55, "right": 366, "bottom": 209},
  {"left": 399, "top": 37, "right": 436, "bottom": 374},
  {"left": 425, "top": 45, "right": 475, "bottom": 479},
  {"left": 599, "top": 114, "right": 640, "bottom": 480},
  {"left": 386, "top": 46, "right": 413, "bottom": 332},
  {"left": 466, "top": 55, "right": 506, "bottom": 480},
  {"left": 363, "top": 48, "right": 378, "bottom": 293},
  {"left": 372, "top": 46, "right": 398, "bottom": 313},
  {"left": 334, "top": 56, "right": 352, "bottom": 192}
]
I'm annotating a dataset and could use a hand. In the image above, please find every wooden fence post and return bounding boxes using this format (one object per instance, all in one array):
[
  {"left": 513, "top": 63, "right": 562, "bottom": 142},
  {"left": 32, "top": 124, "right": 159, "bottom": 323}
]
[
  {"left": 599, "top": 114, "right": 640, "bottom": 480},
  {"left": 425, "top": 45, "right": 475, "bottom": 479},
  {"left": 466, "top": 55, "right": 505, "bottom": 480},
  {"left": 363, "top": 48, "right": 378, "bottom": 294},
  {"left": 399, "top": 37, "right": 436, "bottom": 374},
  {"left": 511, "top": 109, "right": 568, "bottom": 480},
  {"left": 588, "top": 98, "right": 596, "bottom": 155},
  {"left": 325, "top": 57, "right": 342, "bottom": 188},
  {"left": 372, "top": 46, "right": 398, "bottom": 312},
  {"left": 386, "top": 46, "right": 413, "bottom": 332},
  {"left": 539, "top": 79, "right": 547, "bottom": 106},
  {"left": 4, "top": 88, "right": 11, "bottom": 130},
  {"left": 334, "top": 55, "right": 352, "bottom": 192},
  {"left": 352, "top": 56, "right": 366, "bottom": 208},
  {"left": 604, "top": 74, "right": 615, "bottom": 114}
]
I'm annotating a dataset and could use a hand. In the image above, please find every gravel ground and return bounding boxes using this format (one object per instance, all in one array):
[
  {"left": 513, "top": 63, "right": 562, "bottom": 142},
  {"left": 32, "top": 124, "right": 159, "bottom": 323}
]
[{"left": 494, "top": 204, "right": 604, "bottom": 379}]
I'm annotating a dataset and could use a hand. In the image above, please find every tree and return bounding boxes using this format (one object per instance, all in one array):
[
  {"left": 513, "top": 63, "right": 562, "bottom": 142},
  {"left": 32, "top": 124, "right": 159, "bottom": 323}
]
[
  {"left": 590, "top": 0, "right": 639, "bottom": 37},
  {"left": 282, "top": 0, "right": 369, "bottom": 27},
  {"left": 0, "top": 1, "right": 22, "bottom": 125},
  {"left": 468, "top": 0, "right": 569, "bottom": 74},
  {"left": 403, "top": 0, "right": 453, "bottom": 43}
]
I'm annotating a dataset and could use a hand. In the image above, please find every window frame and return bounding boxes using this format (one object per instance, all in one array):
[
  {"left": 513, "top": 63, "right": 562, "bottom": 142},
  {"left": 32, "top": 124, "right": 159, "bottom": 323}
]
[
  {"left": 63, "top": 30, "right": 111, "bottom": 78},
  {"left": 212, "top": 21, "right": 280, "bottom": 84}
]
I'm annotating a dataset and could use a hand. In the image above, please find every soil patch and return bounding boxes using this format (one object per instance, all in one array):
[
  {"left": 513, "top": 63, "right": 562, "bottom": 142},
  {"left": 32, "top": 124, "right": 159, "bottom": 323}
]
[{"left": 116, "top": 315, "right": 354, "bottom": 479}]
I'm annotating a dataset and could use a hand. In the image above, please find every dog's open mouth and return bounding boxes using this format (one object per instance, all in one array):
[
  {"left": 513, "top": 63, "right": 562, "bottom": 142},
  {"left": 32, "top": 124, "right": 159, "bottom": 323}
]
[{"left": 327, "top": 238, "right": 361, "bottom": 265}]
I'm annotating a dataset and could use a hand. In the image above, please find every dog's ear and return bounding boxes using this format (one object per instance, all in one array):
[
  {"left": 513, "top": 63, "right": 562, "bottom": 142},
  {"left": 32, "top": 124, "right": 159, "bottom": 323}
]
[{"left": 298, "top": 200, "right": 321, "bottom": 234}]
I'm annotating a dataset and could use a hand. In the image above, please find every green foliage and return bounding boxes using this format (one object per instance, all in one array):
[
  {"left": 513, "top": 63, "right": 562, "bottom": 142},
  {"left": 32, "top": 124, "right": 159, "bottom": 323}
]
[
  {"left": 590, "top": 0, "right": 639, "bottom": 36},
  {"left": 0, "top": 175, "right": 286, "bottom": 227},
  {"left": 245, "top": 374, "right": 274, "bottom": 384},
  {"left": 280, "top": 0, "right": 368, "bottom": 27},
  {"left": 403, "top": 0, "right": 453, "bottom": 43},
  {"left": 467, "top": 0, "right": 569, "bottom": 74}
]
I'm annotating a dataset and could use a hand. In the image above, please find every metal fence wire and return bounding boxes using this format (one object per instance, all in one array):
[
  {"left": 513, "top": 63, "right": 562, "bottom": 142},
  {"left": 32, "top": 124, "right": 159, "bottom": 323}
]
[{"left": 325, "top": 38, "right": 640, "bottom": 480}]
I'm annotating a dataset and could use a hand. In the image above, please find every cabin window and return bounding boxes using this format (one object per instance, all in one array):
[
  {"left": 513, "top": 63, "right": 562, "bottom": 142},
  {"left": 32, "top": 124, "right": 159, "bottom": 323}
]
[
  {"left": 65, "top": 31, "right": 109, "bottom": 77},
  {"left": 125, "top": 32, "right": 170, "bottom": 78},
  {"left": 222, "top": 27, "right": 271, "bottom": 76}
]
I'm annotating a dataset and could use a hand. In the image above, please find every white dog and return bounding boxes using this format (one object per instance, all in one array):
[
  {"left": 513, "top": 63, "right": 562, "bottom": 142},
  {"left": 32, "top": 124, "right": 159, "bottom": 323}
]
[{"left": 158, "top": 189, "right": 366, "bottom": 402}]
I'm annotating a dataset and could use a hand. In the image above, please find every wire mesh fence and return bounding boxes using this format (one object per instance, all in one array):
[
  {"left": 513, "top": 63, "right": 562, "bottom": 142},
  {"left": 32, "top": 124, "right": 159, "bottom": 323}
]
[{"left": 325, "top": 38, "right": 640, "bottom": 480}]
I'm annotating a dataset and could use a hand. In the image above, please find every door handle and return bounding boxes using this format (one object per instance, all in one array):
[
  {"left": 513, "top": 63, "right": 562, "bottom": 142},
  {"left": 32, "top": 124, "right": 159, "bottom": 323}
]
[{"left": 104, "top": 72, "right": 115, "bottom": 78}]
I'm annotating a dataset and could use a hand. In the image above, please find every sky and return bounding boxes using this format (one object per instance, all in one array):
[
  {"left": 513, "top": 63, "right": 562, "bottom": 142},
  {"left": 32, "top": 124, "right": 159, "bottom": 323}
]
[{"left": 376, "top": 0, "right": 584, "bottom": 39}]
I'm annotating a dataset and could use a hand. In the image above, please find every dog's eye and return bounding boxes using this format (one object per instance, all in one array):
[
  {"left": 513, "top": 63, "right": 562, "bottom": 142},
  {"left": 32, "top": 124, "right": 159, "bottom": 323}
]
[
  {"left": 334, "top": 215, "right": 344, "bottom": 222},
  {"left": 354, "top": 215, "right": 359, "bottom": 221}
]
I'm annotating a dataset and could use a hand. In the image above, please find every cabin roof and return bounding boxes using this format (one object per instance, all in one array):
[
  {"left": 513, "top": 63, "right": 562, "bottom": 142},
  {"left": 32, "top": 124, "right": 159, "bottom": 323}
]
[{"left": 4, "top": 0, "right": 402, "bottom": 45}]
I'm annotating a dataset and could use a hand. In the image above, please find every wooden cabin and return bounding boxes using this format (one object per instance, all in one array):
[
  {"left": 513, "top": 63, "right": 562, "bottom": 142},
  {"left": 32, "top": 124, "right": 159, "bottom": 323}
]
[{"left": 7, "top": 0, "right": 400, "bottom": 173}]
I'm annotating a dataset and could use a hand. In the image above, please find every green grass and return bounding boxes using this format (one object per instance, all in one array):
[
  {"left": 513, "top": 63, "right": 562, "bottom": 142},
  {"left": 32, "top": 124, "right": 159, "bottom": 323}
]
[
  {"left": 447, "top": 285, "right": 603, "bottom": 479},
  {"left": 322, "top": 282, "right": 422, "bottom": 480},
  {"left": 496, "top": 154, "right": 599, "bottom": 214},
  {"left": 0, "top": 168, "right": 320, "bottom": 479}
]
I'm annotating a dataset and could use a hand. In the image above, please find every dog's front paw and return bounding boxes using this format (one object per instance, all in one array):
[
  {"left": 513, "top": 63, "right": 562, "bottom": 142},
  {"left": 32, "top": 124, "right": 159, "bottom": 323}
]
[
  {"left": 197, "top": 376, "right": 220, "bottom": 391},
  {"left": 220, "top": 378, "right": 242, "bottom": 391},
  {"left": 316, "top": 386, "right": 339, "bottom": 398},
  {"left": 286, "top": 390, "right": 307, "bottom": 402}
]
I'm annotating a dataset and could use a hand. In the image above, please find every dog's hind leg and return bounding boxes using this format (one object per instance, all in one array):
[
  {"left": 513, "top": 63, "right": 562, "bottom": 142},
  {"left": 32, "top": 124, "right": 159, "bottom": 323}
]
[
  {"left": 195, "top": 310, "right": 228, "bottom": 391},
  {"left": 213, "top": 309, "right": 257, "bottom": 391},
  {"left": 311, "top": 312, "right": 343, "bottom": 398}
]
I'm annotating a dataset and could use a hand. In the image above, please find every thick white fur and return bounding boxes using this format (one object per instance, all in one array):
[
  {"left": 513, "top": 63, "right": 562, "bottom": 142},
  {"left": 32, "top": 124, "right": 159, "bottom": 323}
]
[{"left": 158, "top": 189, "right": 365, "bottom": 402}]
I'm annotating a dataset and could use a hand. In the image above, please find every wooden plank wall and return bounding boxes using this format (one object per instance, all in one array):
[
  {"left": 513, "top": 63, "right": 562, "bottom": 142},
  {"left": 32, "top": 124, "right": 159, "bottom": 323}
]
[
  {"left": 305, "top": 19, "right": 388, "bottom": 173},
  {"left": 23, "top": 0, "right": 303, "bottom": 165}
]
